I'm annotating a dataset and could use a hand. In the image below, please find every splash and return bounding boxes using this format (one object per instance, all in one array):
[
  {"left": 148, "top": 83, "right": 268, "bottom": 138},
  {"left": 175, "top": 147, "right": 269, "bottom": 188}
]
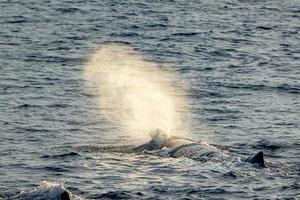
[
  {"left": 11, "top": 181, "right": 84, "bottom": 200},
  {"left": 83, "top": 43, "right": 188, "bottom": 140}
]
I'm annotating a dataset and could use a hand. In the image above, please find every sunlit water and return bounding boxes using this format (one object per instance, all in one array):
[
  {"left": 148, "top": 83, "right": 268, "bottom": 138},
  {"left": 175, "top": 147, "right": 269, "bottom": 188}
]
[{"left": 0, "top": 0, "right": 299, "bottom": 199}]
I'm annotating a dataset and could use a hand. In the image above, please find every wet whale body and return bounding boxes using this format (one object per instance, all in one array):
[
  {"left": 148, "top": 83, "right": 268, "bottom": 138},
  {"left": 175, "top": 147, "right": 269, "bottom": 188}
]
[
  {"left": 75, "top": 129, "right": 267, "bottom": 168},
  {"left": 10, "top": 190, "right": 70, "bottom": 200},
  {"left": 133, "top": 130, "right": 267, "bottom": 168},
  {"left": 8, "top": 189, "right": 72, "bottom": 200},
  {"left": 7, "top": 182, "right": 71, "bottom": 200}
]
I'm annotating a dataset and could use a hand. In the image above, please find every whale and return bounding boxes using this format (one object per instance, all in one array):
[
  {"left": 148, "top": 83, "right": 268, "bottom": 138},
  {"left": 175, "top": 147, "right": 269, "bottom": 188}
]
[
  {"left": 7, "top": 183, "right": 71, "bottom": 200},
  {"left": 133, "top": 130, "right": 267, "bottom": 168},
  {"left": 75, "top": 129, "right": 267, "bottom": 168}
]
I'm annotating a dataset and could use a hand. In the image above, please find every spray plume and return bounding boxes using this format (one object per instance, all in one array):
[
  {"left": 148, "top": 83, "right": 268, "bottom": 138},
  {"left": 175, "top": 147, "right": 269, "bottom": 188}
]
[{"left": 83, "top": 43, "right": 188, "bottom": 140}]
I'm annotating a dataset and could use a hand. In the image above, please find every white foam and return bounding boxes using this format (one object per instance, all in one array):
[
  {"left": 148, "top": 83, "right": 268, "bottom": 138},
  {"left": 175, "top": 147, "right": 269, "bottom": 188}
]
[{"left": 12, "top": 181, "right": 84, "bottom": 200}]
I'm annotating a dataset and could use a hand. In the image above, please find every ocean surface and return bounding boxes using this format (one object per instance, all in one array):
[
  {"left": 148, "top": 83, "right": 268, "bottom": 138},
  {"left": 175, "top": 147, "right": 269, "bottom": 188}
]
[{"left": 0, "top": 0, "right": 299, "bottom": 199}]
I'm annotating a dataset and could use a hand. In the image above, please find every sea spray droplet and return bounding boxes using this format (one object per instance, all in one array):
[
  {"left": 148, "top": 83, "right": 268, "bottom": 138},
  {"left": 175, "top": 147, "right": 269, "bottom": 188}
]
[{"left": 83, "top": 43, "right": 189, "bottom": 140}]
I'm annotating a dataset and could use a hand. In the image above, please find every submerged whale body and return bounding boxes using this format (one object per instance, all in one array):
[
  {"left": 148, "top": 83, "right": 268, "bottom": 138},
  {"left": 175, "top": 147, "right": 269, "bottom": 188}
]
[{"left": 134, "top": 130, "right": 267, "bottom": 168}]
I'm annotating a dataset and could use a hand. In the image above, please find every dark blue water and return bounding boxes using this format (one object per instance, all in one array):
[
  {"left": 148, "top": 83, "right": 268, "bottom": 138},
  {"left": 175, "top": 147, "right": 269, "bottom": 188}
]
[{"left": 0, "top": 0, "right": 299, "bottom": 199}]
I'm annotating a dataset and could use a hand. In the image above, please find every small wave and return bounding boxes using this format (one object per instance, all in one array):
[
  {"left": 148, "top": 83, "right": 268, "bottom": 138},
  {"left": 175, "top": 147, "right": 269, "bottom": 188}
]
[
  {"left": 89, "top": 190, "right": 144, "bottom": 199},
  {"left": 55, "top": 7, "right": 86, "bottom": 14},
  {"left": 256, "top": 26, "right": 274, "bottom": 30},
  {"left": 146, "top": 23, "right": 168, "bottom": 28},
  {"left": 252, "top": 139, "right": 283, "bottom": 151},
  {"left": 172, "top": 32, "right": 200, "bottom": 36},
  {"left": 202, "top": 107, "right": 241, "bottom": 114},
  {"left": 16, "top": 127, "right": 50, "bottom": 133},
  {"left": 47, "top": 103, "right": 70, "bottom": 108},
  {"left": 74, "top": 144, "right": 135, "bottom": 154},
  {"left": 23, "top": 55, "right": 79, "bottom": 64},
  {"left": 222, "top": 170, "right": 238, "bottom": 179},
  {"left": 41, "top": 152, "right": 80, "bottom": 159},
  {"left": 280, "top": 181, "right": 300, "bottom": 192},
  {"left": 212, "top": 82, "right": 300, "bottom": 94},
  {"left": 110, "top": 32, "right": 140, "bottom": 37},
  {"left": 16, "top": 104, "right": 43, "bottom": 109},
  {"left": 7, "top": 16, "right": 30, "bottom": 24},
  {"left": 43, "top": 166, "right": 71, "bottom": 173}
]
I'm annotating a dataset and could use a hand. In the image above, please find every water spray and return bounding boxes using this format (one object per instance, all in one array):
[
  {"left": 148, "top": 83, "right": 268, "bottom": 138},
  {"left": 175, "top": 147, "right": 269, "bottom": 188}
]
[{"left": 83, "top": 43, "right": 188, "bottom": 140}]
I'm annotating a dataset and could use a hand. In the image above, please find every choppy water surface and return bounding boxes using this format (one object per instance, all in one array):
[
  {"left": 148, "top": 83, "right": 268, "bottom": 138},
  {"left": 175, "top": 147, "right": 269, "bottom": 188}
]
[{"left": 0, "top": 0, "right": 299, "bottom": 199}]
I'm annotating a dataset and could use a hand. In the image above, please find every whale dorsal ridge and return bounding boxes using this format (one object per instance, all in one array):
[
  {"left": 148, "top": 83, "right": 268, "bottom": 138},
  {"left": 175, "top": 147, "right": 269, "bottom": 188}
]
[{"left": 245, "top": 151, "right": 267, "bottom": 168}]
